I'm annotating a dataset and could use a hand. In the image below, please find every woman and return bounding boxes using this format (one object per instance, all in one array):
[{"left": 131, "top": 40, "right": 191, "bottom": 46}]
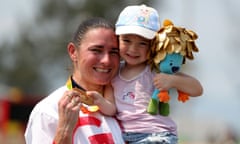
[{"left": 24, "top": 17, "right": 124, "bottom": 144}]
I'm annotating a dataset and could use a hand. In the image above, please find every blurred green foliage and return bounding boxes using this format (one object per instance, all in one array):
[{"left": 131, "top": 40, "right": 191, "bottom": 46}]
[{"left": 0, "top": 0, "right": 156, "bottom": 96}]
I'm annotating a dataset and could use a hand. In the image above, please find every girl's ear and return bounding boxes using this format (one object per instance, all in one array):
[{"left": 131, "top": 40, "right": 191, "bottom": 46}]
[{"left": 67, "top": 42, "right": 77, "bottom": 62}]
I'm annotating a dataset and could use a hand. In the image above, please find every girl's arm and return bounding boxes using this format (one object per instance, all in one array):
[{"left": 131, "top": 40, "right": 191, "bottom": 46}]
[
  {"left": 153, "top": 72, "right": 203, "bottom": 97},
  {"left": 87, "top": 84, "right": 117, "bottom": 116}
]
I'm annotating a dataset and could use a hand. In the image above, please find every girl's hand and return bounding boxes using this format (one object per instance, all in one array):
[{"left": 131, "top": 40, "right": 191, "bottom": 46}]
[
  {"left": 87, "top": 90, "right": 116, "bottom": 116},
  {"left": 153, "top": 73, "right": 174, "bottom": 91},
  {"left": 154, "top": 72, "right": 203, "bottom": 96}
]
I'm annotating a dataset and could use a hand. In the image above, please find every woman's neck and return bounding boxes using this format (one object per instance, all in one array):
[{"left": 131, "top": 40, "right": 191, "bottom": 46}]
[{"left": 72, "top": 75, "right": 104, "bottom": 94}]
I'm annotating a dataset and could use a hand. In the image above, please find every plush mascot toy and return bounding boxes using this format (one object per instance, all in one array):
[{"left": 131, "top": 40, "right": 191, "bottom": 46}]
[{"left": 147, "top": 19, "right": 199, "bottom": 116}]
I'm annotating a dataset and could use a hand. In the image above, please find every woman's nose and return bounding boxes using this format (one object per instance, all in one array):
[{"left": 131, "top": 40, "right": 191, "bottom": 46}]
[{"left": 100, "top": 53, "right": 111, "bottom": 64}]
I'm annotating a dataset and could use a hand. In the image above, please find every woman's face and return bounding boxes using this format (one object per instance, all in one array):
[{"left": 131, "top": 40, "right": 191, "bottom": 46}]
[{"left": 70, "top": 28, "right": 119, "bottom": 87}]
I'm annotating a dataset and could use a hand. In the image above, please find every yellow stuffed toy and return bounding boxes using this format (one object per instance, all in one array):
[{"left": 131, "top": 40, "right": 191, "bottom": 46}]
[{"left": 147, "top": 19, "right": 199, "bottom": 116}]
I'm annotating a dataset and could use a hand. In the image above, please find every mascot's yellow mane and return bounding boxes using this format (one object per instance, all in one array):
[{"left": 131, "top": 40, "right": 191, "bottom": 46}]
[{"left": 148, "top": 19, "right": 199, "bottom": 72}]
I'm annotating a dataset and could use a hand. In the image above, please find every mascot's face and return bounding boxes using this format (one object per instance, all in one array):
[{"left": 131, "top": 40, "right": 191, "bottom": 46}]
[{"left": 159, "top": 53, "right": 183, "bottom": 74}]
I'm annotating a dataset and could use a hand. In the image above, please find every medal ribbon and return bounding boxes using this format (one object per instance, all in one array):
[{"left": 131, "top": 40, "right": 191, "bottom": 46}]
[{"left": 66, "top": 76, "right": 99, "bottom": 113}]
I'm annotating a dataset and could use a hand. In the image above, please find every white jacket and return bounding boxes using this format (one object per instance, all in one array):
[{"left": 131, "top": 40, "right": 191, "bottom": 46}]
[{"left": 24, "top": 86, "right": 124, "bottom": 144}]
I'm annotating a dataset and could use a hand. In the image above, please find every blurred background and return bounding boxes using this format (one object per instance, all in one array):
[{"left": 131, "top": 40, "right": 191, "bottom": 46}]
[{"left": 0, "top": 0, "right": 239, "bottom": 143}]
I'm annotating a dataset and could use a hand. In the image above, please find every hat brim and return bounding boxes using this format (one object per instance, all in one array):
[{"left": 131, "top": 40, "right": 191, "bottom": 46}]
[{"left": 116, "top": 26, "right": 156, "bottom": 39}]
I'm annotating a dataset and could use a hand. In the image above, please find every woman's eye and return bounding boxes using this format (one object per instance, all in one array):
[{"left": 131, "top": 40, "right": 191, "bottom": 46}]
[
  {"left": 110, "top": 51, "right": 119, "bottom": 56},
  {"left": 91, "top": 48, "right": 101, "bottom": 53}
]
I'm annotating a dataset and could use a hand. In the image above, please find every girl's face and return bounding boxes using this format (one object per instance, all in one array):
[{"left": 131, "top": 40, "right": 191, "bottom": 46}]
[
  {"left": 68, "top": 28, "right": 120, "bottom": 89},
  {"left": 119, "top": 34, "right": 150, "bottom": 66}
]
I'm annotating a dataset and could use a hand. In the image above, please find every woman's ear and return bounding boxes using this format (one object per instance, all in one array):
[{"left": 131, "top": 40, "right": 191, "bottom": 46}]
[{"left": 67, "top": 42, "right": 77, "bottom": 62}]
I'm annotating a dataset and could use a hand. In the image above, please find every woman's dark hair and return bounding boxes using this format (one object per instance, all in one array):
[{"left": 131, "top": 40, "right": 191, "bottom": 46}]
[{"left": 72, "top": 17, "right": 115, "bottom": 46}]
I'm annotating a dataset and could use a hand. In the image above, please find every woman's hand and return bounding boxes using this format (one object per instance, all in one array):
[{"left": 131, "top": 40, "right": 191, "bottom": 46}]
[{"left": 54, "top": 90, "right": 82, "bottom": 144}]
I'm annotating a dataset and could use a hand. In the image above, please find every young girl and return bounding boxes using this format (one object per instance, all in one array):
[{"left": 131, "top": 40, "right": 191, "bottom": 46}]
[{"left": 107, "top": 4, "right": 203, "bottom": 144}]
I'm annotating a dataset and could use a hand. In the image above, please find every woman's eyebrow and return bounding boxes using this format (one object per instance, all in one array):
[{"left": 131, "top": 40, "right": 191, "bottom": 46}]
[{"left": 92, "top": 45, "right": 104, "bottom": 48}]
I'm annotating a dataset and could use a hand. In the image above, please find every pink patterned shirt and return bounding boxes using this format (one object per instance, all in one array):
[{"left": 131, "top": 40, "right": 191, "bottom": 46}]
[{"left": 112, "top": 64, "right": 177, "bottom": 135}]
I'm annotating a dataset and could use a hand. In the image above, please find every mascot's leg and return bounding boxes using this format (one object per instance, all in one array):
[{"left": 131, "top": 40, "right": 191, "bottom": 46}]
[
  {"left": 159, "top": 102, "right": 170, "bottom": 116},
  {"left": 178, "top": 91, "right": 190, "bottom": 103},
  {"left": 157, "top": 90, "right": 170, "bottom": 116},
  {"left": 147, "top": 89, "right": 159, "bottom": 115}
]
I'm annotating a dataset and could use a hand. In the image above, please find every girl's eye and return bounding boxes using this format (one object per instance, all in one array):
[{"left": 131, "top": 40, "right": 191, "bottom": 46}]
[
  {"left": 139, "top": 42, "right": 149, "bottom": 49},
  {"left": 140, "top": 42, "right": 148, "bottom": 46},
  {"left": 122, "top": 39, "right": 130, "bottom": 43},
  {"left": 120, "top": 37, "right": 130, "bottom": 43}
]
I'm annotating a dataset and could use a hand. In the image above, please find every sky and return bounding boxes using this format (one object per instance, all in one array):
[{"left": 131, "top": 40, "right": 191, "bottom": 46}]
[
  {"left": 0, "top": 0, "right": 36, "bottom": 42},
  {"left": 0, "top": 0, "right": 240, "bottom": 142},
  {"left": 157, "top": 0, "right": 240, "bottom": 141}
]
